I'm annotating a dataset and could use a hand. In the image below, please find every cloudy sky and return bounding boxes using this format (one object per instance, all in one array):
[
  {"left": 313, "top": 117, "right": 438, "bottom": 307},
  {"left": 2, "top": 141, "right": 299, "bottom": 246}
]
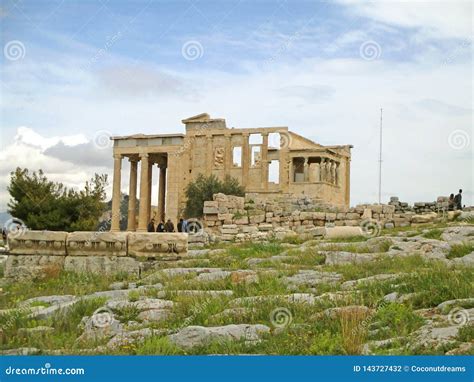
[{"left": 0, "top": 0, "right": 472, "bottom": 212}]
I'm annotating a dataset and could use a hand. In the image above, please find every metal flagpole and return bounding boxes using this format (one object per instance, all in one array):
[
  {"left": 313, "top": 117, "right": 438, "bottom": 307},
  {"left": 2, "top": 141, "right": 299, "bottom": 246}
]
[{"left": 378, "top": 108, "right": 383, "bottom": 204}]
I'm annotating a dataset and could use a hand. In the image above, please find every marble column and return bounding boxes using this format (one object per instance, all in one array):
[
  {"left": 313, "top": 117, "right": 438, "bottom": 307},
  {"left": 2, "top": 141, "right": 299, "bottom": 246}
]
[
  {"left": 126, "top": 158, "right": 138, "bottom": 231},
  {"left": 111, "top": 154, "right": 122, "bottom": 232},
  {"left": 157, "top": 165, "right": 167, "bottom": 223},
  {"left": 137, "top": 153, "right": 150, "bottom": 232},
  {"left": 147, "top": 162, "right": 152, "bottom": 222},
  {"left": 261, "top": 133, "right": 269, "bottom": 190}
]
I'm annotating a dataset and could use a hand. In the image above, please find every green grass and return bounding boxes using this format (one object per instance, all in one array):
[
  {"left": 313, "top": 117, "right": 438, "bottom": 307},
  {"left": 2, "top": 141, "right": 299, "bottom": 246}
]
[
  {"left": 421, "top": 228, "right": 444, "bottom": 240},
  {"left": 370, "top": 303, "right": 424, "bottom": 340},
  {"left": 325, "top": 255, "right": 426, "bottom": 281},
  {"left": 228, "top": 242, "right": 283, "bottom": 259},
  {"left": 398, "top": 265, "right": 473, "bottom": 308},
  {"left": 0, "top": 271, "right": 134, "bottom": 309},
  {"left": 0, "top": 297, "right": 106, "bottom": 352},
  {"left": 134, "top": 336, "right": 182, "bottom": 355},
  {"left": 447, "top": 243, "right": 474, "bottom": 259},
  {"left": 457, "top": 323, "right": 474, "bottom": 343}
]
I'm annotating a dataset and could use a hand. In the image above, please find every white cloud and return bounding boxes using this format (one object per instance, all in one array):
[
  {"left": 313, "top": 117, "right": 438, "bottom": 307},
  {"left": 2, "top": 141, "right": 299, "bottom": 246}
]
[
  {"left": 14, "top": 126, "right": 88, "bottom": 150},
  {"left": 0, "top": 128, "right": 113, "bottom": 210},
  {"left": 339, "top": 0, "right": 472, "bottom": 40}
]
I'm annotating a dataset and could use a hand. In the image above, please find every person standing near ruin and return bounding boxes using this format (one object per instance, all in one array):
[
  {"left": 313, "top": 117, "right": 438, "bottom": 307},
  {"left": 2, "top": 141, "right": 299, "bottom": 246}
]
[
  {"left": 147, "top": 219, "right": 155, "bottom": 232},
  {"left": 177, "top": 218, "right": 184, "bottom": 232},
  {"left": 164, "top": 219, "right": 175, "bottom": 232},
  {"left": 156, "top": 221, "right": 165, "bottom": 232},
  {"left": 454, "top": 189, "right": 463, "bottom": 210}
]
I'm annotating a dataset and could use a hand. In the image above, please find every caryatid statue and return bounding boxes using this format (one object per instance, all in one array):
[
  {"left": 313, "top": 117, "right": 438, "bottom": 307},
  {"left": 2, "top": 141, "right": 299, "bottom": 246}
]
[
  {"left": 331, "top": 161, "right": 337, "bottom": 184},
  {"left": 320, "top": 158, "right": 326, "bottom": 182},
  {"left": 314, "top": 161, "right": 321, "bottom": 182}
]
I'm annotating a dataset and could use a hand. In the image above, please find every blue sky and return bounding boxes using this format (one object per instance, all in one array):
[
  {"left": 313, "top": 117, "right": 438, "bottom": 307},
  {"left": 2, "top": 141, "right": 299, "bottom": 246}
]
[{"left": 0, "top": 0, "right": 472, "bottom": 209}]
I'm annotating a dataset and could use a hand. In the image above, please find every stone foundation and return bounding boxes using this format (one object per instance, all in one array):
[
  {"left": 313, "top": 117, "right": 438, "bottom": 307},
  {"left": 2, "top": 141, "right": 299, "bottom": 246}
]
[
  {"left": 201, "top": 193, "right": 461, "bottom": 243},
  {"left": 5, "top": 231, "right": 188, "bottom": 280}
]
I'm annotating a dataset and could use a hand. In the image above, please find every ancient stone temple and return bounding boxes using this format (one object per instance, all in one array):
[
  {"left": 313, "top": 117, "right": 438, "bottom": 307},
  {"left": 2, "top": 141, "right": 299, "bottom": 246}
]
[{"left": 110, "top": 113, "right": 352, "bottom": 231}]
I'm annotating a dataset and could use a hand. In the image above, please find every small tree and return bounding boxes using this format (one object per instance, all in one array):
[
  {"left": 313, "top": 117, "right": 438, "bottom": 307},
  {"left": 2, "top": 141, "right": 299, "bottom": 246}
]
[
  {"left": 184, "top": 174, "right": 244, "bottom": 218},
  {"left": 7, "top": 168, "right": 109, "bottom": 231}
]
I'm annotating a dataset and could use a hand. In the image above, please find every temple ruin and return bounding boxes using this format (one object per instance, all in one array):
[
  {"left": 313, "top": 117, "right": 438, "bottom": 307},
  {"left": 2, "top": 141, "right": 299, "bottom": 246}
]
[{"left": 110, "top": 113, "right": 352, "bottom": 231}]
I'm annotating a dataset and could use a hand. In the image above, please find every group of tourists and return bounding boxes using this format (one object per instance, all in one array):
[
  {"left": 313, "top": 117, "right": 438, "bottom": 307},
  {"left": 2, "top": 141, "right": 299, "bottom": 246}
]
[
  {"left": 147, "top": 218, "right": 188, "bottom": 233},
  {"left": 448, "top": 189, "right": 463, "bottom": 211}
]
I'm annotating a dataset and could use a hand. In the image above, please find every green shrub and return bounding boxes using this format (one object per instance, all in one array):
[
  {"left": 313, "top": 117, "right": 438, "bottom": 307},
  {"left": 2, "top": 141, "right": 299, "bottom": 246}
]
[{"left": 184, "top": 174, "right": 244, "bottom": 218}]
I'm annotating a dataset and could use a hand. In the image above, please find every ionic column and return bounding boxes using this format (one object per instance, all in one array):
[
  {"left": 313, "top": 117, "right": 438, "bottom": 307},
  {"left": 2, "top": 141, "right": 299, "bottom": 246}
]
[
  {"left": 137, "top": 153, "right": 150, "bottom": 232},
  {"left": 261, "top": 133, "right": 269, "bottom": 190},
  {"left": 242, "top": 133, "right": 250, "bottom": 187},
  {"left": 111, "top": 154, "right": 122, "bottom": 232},
  {"left": 157, "top": 165, "right": 167, "bottom": 222},
  {"left": 147, "top": 161, "right": 153, "bottom": 222},
  {"left": 127, "top": 158, "right": 138, "bottom": 231}
]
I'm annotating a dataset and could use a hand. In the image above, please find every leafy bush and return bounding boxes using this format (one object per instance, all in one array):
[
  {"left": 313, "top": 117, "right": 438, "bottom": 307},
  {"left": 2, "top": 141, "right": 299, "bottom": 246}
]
[{"left": 184, "top": 174, "right": 244, "bottom": 218}]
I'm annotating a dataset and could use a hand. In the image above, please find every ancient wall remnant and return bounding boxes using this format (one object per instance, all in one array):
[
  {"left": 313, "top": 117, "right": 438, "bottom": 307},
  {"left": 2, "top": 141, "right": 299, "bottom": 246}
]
[
  {"left": 4, "top": 231, "right": 188, "bottom": 280},
  {"left": 199, "top": 193, "right": 460, "bottom": 244}
]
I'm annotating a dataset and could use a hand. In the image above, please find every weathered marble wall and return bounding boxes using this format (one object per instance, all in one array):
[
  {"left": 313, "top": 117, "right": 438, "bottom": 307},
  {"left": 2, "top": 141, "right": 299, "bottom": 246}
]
[{"left": 5, "top": 231, "right": 188, "bottom": 280}]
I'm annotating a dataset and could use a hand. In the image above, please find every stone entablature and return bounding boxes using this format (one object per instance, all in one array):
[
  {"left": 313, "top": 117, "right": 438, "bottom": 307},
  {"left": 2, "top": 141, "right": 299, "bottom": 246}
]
[
  {"left": 109, "top": 113, "right": 352, "bottom": 232},
  {"left": 5, "top": 231, "right": 189, "bottom": 280},
  {"left": 8, "top": 231, "right": 188, "bottom": 258}
]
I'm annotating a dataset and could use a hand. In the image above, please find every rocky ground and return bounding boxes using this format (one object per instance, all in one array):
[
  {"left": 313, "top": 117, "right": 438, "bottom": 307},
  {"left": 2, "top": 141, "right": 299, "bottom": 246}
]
[{"left": 0, "top": 223, "right": 473, "bottom": 355}]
